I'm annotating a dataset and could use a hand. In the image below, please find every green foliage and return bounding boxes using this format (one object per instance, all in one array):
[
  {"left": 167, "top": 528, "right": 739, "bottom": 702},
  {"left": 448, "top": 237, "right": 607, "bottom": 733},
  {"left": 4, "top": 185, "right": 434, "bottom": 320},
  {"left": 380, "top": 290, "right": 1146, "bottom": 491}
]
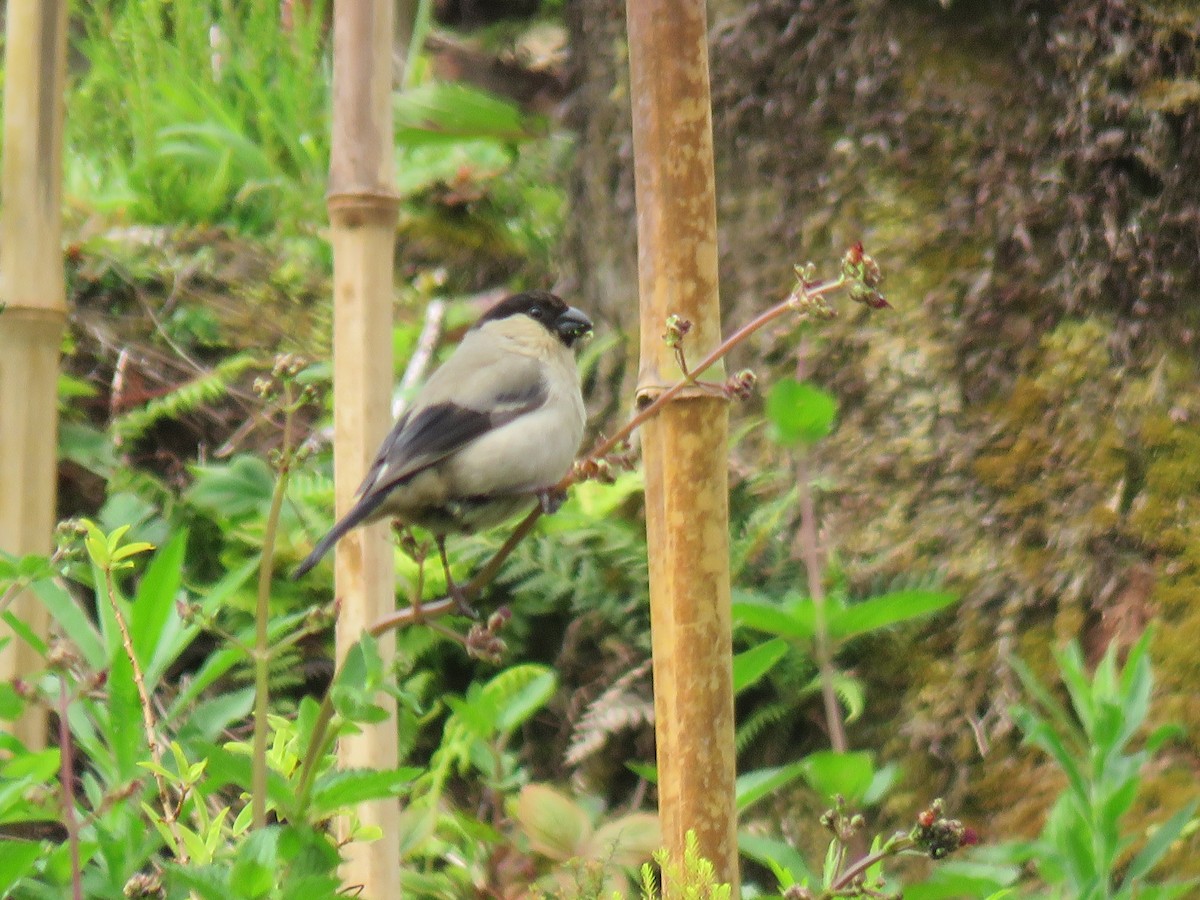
[
  {"left": 640, "top": 831, "right": 733, "bottom": 900},
  {"left": 1006, "top": 631, "right": 1198, "bottom": 900},
  {"left": 68, "top": 0, "right": 332, "bottom": 231},
  {"left": 0, "top": 521, "right": 415, "bottom": 898},
  {"left": 766, "top": 378, "right": 838, "bottom": 447},
  {"left": 513, "top": 783, "right": 661, "bottom": 896}
]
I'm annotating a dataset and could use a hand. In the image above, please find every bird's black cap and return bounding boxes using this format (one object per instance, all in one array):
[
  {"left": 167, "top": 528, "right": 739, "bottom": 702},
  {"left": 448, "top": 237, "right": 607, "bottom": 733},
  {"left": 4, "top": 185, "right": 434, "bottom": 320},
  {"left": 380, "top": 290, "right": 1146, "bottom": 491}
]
[{"left": 477, "top": 291, "right": 592, "bottom": 347}]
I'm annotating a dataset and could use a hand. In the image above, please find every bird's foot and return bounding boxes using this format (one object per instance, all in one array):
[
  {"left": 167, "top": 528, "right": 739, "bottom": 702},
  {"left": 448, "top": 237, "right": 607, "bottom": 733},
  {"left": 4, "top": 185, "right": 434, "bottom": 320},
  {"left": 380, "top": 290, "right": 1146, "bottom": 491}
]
[
  {"left": 536, "top": 487, "right": 568, "bottom": 516},
  {"left": 447, "top": 581, "right": 478, "bottom": 619}
]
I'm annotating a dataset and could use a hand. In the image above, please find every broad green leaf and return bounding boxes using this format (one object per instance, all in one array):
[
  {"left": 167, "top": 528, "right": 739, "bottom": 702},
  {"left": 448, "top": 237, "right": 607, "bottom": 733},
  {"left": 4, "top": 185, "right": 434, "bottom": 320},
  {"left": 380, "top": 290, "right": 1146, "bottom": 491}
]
[
  {"left": 394, "top": 82, "right": 540, "bottom": 146},
  {"left": 34, "top": 576, "right": 103, "bottom": 667},
  {"left": 0, "top": 841, "right": 42, "bottom": 897},
  {"left": 766, "top": 378, "right": 837, "bottom": 447},
  {"left": 902, "top": 860, "right": 1021, "bottom": 900},
  {"left": 230, "top": 826, "right": 278, "bottom": 897},
  {"left": 310, "top": 767, "right": 421, "bottom": 816},
  {"left": 732, "top": 601, "right": 815, "bottom": 642},
  {"left": 737, "top": 831, "right": 816, "bottom": 886},
  {"left": 588, "top": 813, "right": 662, "bottom": 867},
  {"left": 862, "top": 761, "right": 901, "bottom": 805},
  {"left": 0, "top": 682, "right": 24, "bottom": 720},
  {"left": 494, "top": 668, "right": 557, "bottom": 734},
  {"left": 2, "top": 748, "right": 61, "bottom": 781},
  {"left": 514, "top": 784, "right": 592, "bottom": 861},
  {"left": 133, "top": 531, "right": 187, "bottom": 686},
  {"left": 829, "top": 590, "right": 957, "bottom": 641},
  {"left": 625, "top": 761, "right": 658, "bottom": 784},
  {"left": 83, "top": 520, "right": 110, "bottom": 567},
  {"left": 187, "top": 455, "right": 276, "bottom": 521},
  {"left": 735, "top": 762, "right": 808, "bottom": 813},
  {"left": 801, "top": 750, "right": 875, "bottom": 804},
  {"left": 733, "top": 638, "right": 790, "bottom": 693}
]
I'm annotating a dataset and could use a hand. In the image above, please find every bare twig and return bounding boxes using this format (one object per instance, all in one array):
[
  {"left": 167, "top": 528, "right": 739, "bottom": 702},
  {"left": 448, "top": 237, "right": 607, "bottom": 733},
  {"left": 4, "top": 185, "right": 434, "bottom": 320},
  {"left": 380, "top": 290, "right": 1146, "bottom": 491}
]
[
  {"left": 797, "top": 450, "right": 847, "bottom": 753},
  {"left": 393, "top": 298, "right": 445, "bottom": 420},
  {"left": 56, "top": 679, "right": 83, "bottom": 900},
  {"left": 252, "top": 401, "right": 293, "bottom": 829},
  {"left": 99, "top": 567, "right": 187, "bottom": 858}
]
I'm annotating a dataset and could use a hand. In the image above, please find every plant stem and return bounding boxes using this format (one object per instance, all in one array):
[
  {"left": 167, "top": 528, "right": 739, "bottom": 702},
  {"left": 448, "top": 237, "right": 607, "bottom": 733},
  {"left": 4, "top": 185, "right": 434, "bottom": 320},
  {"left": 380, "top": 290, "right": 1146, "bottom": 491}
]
[
  {"left": 797, "top": 450, "right": 847, "bottom": 753},
  {"left": 252, "top": 398, "right": 295, "bottom": 828},
  {"left": 56, "top": 679, "right": 83, "bottom": 900},
  {"left": 825, "top": 833, "right": 912, "bottom": 894},
  {"left": 294, "top": 692, "right": 337, "bottom": 813},
  {"left": 100, "top": 567, "right": 187, "bottom": 859}
]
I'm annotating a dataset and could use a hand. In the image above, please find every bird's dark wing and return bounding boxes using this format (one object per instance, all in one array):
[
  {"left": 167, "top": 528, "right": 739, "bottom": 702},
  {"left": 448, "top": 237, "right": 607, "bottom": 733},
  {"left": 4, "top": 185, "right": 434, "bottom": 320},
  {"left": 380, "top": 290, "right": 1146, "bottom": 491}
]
[
  {"left": 291, "top": 364, "right": 547, "bottom": 581},
  {"left": 363, "top": 378, "right": 548, "bottom": 497}
]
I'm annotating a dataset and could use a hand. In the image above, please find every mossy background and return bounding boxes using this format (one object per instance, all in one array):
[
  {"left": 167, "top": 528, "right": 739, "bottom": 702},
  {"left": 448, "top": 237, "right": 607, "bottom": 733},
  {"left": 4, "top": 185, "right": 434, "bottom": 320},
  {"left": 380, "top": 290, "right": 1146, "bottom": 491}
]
[{"left": 562, "top": 0, "right": 1200, "bottom": 871}]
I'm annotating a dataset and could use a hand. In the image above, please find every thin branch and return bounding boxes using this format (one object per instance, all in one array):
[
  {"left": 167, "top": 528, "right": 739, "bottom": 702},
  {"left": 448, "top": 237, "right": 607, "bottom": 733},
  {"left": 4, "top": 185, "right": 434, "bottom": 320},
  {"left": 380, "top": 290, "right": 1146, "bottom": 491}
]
[
  {"left": 394, "top": 297, "right": 445, "bottom": 420},
  {"left": 826, "top": 834, "right": 913, "bottom": 894},
  {"left": 56, "top": 679, "right": 83, "bottom": 900},
  {"left": 100, "top": 567, "right": 187, "bottom": 858},
  {"left": 797, "top": 450, "right": 847, "bottom": 753},
  {"left": 252, "top": 442, "right": 292, "bottom": 828}
]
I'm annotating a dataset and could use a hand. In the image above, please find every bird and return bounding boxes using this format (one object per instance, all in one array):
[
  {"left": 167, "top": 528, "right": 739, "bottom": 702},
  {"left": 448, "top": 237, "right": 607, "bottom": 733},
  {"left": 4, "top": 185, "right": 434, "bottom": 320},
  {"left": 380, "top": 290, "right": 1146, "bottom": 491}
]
[{"left": 292, "top": 290, "right": 592, "bottom": 613}]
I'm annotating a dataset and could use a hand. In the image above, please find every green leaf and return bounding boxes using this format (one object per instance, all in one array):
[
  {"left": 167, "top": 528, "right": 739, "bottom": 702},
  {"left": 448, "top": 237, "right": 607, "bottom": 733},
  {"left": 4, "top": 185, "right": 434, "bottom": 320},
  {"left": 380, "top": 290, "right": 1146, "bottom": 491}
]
[
  {"left": 229, "top": 825, "right": 282, "bottom": 899},
  {"left": 766, "top": 378, "right": 837, "bottom": 447},
  {"left": 735, "top": 762, "right": 808, "bottom": 813},
  {"left": 828, "top": 590, "right": 957, "bottom": 641},
  {"left": 801, "top": 750, "right": 875, "bottom": 804},
  {"left": 187, "top": 455, "right": 276, "bottom": 521},
  {"left": 1121, "top": 800, "right": 1199, "bottom": 888},
  {"left": 35, "top": 577, "right": 104, "bottom": 667},
  {"left": 588, "top": 813, "right": 662, "bottom": 867},
  {"left": 0, "top": 682, "right": 24, "bottom": 720},
  {"left": 514, "top": 784, "right": 593, "bottom": 861},
  {"left": 737, "top": 830, "right": 816, "bottom": 886},
  {"left": 394, "top": 83, "right": 540, "bottom": 146},
  {"left": 494, "top": 668, "right": 557, "bottom": 734},
  {"left": 82, "top": 519, "right": 110, "bottom": 567},
  {"left": 902, "top": 860, "right": 1021, "bottom": 900},
  {"left": 732, "top": 599, "right": 815, "bottom": 642},
  {"left": 132, "top": 531, "right": 187, "bottom": 686},
  {"left": 310, "top": 767, "right": 421, "bottom": 816},
  {"left": 2, "top": 748, "right": 61, "bottom": 782},
  {"left": 0, "top": 841, "right": 42, "bottom": 896},
  {"left": 732, "top": 638, "right": 789, "bottom": 693},
  {"left": 625, "top": 761, "right": 658, "bottom": 784},
  {"left": 862, "top": 761, "right": 901, "bottom": 805}
]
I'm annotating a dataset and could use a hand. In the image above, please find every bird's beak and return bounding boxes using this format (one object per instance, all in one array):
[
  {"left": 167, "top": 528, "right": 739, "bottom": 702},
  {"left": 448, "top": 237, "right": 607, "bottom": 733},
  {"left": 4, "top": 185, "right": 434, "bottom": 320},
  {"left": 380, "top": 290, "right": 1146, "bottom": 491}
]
[{"left": 555, "top": 306, "right": 593, "bottom": 346}]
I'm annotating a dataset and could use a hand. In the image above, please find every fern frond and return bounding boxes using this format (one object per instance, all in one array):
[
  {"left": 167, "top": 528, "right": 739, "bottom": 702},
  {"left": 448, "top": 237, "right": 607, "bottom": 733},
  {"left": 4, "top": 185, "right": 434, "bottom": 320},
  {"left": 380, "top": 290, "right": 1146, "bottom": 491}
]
[
  {"left": 734, "top": 701, "right": 791, "bottom": 755},
  {"left": 566, "top": 660, "right": 654, "bottom": 767},
  {"left": 111, "top": 352, "right": 260, "bottom": 442}
]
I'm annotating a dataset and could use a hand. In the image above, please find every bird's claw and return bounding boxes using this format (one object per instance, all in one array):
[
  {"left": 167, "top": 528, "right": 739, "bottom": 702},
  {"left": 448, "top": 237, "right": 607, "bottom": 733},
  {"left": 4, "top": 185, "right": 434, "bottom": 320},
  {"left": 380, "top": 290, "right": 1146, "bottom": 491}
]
[
  {"left": 449, "top": 584, "right": 479, "bottom": 620},
  {"left": 537, "top": 487, "right": 568, "bottom": 516}
]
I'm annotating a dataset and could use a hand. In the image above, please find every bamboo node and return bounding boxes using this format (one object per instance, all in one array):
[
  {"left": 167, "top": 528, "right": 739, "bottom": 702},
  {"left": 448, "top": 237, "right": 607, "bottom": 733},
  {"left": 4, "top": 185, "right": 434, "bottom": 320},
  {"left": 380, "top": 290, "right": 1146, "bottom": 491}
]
[{"left": 326, "top": 190, "right": 401, "bottom": 228}]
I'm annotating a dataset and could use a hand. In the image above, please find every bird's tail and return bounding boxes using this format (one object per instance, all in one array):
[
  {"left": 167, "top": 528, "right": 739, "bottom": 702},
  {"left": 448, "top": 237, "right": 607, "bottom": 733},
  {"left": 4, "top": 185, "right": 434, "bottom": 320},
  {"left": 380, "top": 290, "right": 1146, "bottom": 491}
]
[{"left": 291, "top": 492, "right": 388, "bottom": 580}]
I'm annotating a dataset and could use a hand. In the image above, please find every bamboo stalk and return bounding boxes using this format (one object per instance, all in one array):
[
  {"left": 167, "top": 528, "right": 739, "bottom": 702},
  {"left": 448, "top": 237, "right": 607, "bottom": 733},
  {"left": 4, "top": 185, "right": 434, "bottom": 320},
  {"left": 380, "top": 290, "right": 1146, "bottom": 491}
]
[
  {"left": 328, "top": 1, "right": 401, "bottom": 895},
  {"left": 626, "top": 0, "right": 739, "bottom": 893},
  {"left": 0, "top": 0, "right": 69, "bottom": 751}
]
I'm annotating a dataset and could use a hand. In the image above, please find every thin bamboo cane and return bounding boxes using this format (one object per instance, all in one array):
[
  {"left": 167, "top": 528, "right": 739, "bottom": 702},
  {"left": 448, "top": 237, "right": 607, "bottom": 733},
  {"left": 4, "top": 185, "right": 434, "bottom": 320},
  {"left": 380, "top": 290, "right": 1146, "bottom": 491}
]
[
  {"left": 626, "top": 0, "right": 740, "bottom": 893},
  {"left": 328, "top": 1, "right": 401, "bottom": 895},
  {"left": 0, "top": 0, "right": 69, "bottom": 751}
]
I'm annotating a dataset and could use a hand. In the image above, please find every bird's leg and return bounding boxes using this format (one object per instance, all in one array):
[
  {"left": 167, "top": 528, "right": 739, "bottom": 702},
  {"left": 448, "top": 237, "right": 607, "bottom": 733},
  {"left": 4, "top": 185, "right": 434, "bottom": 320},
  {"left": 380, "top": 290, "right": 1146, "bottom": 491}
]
[
  {"left": 536, "top": 486, "right": 568, "bottom": 516},
  {"left": 436, "top": 535, "right": 478, "bottom": 619},
  {"left": 394, "top": 523, "right": 426, "bottom": 621}
]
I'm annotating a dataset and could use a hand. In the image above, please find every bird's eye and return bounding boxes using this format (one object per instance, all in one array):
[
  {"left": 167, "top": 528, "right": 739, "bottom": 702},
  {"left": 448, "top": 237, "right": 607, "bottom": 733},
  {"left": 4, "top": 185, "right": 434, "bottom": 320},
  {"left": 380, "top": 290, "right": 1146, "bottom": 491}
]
[{"left": 527, "top": 306, "right": 543, "bottom": 319}]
